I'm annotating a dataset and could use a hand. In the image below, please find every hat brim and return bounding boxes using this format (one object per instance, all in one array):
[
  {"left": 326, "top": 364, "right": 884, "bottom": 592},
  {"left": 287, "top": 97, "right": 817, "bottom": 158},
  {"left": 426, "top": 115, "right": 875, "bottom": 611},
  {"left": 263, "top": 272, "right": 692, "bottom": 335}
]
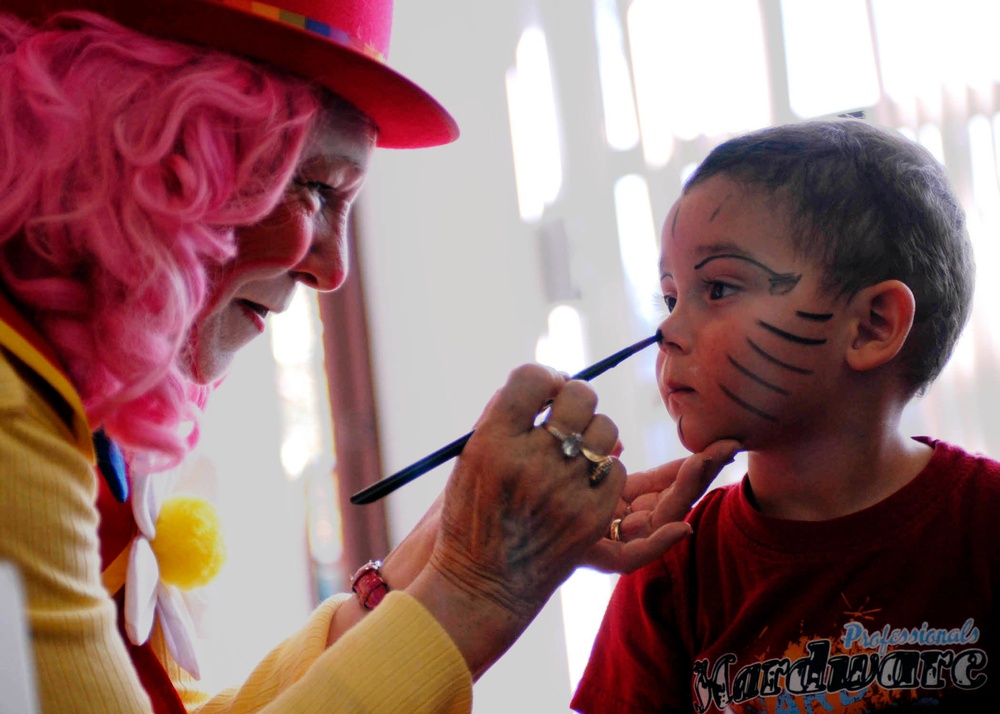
[{"left": 4, "top": 0, "right": 459, "bottom": 149}]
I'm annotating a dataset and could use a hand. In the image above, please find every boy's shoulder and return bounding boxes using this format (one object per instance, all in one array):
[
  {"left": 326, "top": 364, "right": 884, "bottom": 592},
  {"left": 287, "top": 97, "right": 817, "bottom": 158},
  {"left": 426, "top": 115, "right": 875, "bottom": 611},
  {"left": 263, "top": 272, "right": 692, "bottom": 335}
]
[{"left": 920, "top": 436, "right": 1000, "bottom": 487}]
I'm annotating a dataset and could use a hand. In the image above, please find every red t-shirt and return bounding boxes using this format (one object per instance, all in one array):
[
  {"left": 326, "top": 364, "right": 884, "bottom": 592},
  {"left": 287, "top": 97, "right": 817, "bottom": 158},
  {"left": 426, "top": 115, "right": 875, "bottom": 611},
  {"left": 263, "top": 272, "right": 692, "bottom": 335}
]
[{"left": 572, "top": 438, "right": 1000, "bottom": 713}]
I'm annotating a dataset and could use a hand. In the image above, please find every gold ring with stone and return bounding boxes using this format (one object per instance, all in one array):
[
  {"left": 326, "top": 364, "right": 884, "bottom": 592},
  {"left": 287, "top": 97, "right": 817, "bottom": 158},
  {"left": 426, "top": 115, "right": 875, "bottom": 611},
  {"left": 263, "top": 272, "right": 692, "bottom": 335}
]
[{"left": 541, "top": 422, "right": 584, "bottom": 458}]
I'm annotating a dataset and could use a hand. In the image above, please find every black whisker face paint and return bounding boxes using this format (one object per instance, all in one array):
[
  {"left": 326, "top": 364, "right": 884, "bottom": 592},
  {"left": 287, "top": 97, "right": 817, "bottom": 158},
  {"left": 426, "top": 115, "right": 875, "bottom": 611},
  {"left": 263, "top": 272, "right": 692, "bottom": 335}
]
[
  {"left": 795, "top": 310, "right": 833, "bottom": 322},
  {"left": 747, "top": 338, "right": 813, "bottom": 375},
  {"left": 727, "top": 356, "right": 790, "bottom": 395},
  {"left": 758, "top": 320, "right": 827, "bottom": 346},
  {"left": 719, "top": 385, "right": 777, "bottom": 421}
]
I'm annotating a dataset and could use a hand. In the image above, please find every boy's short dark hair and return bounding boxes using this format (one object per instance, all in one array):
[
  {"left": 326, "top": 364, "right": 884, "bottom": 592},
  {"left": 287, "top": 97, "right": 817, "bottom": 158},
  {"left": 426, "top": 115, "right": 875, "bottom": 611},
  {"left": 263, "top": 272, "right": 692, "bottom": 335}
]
[{"left": 685, "top": 119, "right": 974, "bottom": 396}]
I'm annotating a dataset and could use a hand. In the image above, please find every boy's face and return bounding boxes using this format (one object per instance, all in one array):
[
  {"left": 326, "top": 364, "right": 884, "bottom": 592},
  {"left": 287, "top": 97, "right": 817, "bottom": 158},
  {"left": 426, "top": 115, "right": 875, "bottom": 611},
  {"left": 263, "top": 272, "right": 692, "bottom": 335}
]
[{"left": 656, "top": 174, "right": 850, "bottom": 453}]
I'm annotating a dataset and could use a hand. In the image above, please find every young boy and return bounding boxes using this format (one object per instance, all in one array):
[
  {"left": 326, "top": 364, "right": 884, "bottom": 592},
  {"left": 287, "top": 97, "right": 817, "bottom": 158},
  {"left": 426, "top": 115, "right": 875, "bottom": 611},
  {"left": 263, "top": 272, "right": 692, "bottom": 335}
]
[{"left": 572, "top": 119, "right": 999, "bottom": 713}]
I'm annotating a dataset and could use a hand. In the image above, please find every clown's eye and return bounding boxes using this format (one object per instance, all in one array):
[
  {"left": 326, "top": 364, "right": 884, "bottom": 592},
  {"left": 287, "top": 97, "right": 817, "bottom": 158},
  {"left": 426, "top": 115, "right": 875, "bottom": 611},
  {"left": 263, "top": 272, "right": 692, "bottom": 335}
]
[{"left": 292, "top": 177, "right": 336, "bottom": 205}]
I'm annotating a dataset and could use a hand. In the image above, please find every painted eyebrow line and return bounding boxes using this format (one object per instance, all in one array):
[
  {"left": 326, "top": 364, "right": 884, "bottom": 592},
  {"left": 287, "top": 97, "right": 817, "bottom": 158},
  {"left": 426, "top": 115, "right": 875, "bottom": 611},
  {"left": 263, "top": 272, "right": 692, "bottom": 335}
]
[
  {"left": 694, "top": 253, "right": 779, "bottom": 275},
  {"left": 694, "top": 252, "right": 802, "bottom": 294},
  {"left": 661, "top": 252, "right": 771, "bottom": 282}
]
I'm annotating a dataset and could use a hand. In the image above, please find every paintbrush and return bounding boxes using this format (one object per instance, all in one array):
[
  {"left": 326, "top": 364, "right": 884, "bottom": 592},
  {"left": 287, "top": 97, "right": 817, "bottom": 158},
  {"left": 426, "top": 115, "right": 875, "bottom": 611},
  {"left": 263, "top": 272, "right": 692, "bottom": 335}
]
[{"left": 349, "top": 330, "right": 662, "bottom": 505}]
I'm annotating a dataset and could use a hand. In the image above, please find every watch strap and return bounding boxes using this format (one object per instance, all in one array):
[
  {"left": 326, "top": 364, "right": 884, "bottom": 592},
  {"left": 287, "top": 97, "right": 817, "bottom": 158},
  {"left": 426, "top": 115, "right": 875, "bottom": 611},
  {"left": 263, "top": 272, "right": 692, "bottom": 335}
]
[{"left": 351, "top": 559, "right": 389, "bottom": 610}]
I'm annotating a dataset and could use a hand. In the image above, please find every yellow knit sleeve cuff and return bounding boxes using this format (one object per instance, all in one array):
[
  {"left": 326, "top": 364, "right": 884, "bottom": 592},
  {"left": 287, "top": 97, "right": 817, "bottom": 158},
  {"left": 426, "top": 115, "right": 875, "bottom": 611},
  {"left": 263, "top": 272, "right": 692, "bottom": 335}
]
[{"left": 268, "top": 590, "right": 473, "bottom": 713}]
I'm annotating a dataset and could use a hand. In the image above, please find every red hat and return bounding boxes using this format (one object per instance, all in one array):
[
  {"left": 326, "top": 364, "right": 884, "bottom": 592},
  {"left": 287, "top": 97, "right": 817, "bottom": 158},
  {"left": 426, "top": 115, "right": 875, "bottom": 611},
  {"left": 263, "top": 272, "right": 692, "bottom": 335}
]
[{"left": 2, "top": 0, "right": 459, "bottom": 148}]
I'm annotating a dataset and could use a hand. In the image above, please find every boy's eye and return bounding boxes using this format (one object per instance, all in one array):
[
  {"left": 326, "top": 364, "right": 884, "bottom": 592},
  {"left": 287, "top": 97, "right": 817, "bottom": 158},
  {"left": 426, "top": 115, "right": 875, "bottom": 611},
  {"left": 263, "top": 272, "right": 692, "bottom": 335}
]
[
  {"left": 662, "top": 295, "right": 677, "bottom": 313},
  {"left": 707, "top": 280, "right": 737, "bottom": 300}
]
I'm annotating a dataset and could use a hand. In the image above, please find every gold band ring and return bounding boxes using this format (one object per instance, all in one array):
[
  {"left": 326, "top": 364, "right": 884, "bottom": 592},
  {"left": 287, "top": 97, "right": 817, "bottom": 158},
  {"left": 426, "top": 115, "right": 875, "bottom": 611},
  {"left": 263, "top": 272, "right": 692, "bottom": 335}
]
[{"left": 608, "top": 518, "right": 623, "bottom": 542}]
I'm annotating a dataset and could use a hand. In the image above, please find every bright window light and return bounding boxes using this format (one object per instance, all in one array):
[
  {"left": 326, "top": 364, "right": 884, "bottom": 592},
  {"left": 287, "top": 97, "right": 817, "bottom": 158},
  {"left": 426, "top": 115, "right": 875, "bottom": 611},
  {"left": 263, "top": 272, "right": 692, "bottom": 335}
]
[
  {"left": 505, "top": 26, "right": 563, "bottom": 223},
  {"left": 871, "top": 0, "right": 937, "bottom": 103},
  {"left": 968, "top": 115, "right": 998, "bottom": 216},
  {"left": 781, "top": 0, "right": 880, "bottom": 118},
  {"left": 871, "top": 0, "right": 1000, "bottom": 104},
  {"left": 560, "top": 567, "right": 616, "bottom": 694},
  {"left": 535, "top": 304, "right": 586, "bottom": 375},
  {"left": 627, "top": 0, "right": 770, "bottom": 166},
  {"left": 625, "top": 0, "right": 673, "bottom": 165},
  {"left": 593, "top": 0, "right": 639, "bottom": 151},
  {"left": 614, "top": 174, "right": 661, "bottom": 325},
  {"left": 534, "top": 303, "right": 613, "bottom": 696},
  {"left": 967, "top": 113, "right": 1000, "bottom": 364},
  {"left": 917, "top": 124, "right": 945, "bottom": 165},
  {"left": 270, "top": 289, "right": 329, "bottom": 480}
]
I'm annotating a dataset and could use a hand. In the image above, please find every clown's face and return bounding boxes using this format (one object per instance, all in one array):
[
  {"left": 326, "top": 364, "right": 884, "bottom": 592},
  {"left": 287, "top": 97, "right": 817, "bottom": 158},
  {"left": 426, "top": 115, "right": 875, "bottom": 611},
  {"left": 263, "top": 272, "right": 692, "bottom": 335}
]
[{"left": 187, "top": 110, "right": 375, "bottom": 383}]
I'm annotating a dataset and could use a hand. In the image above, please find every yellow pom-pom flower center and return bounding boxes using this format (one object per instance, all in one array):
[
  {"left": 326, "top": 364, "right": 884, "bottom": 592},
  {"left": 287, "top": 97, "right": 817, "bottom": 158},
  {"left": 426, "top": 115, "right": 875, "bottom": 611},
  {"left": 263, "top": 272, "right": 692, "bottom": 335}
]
[{"left": 150, "top": 494, "right": 226, "bottom": 590}]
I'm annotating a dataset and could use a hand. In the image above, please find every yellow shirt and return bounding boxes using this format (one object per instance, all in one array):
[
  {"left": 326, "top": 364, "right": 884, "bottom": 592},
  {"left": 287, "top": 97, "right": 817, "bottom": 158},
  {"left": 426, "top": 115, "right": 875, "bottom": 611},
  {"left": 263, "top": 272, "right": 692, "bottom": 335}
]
[{"left": 0, "top": 305, "right": 472, "bottom": 712}]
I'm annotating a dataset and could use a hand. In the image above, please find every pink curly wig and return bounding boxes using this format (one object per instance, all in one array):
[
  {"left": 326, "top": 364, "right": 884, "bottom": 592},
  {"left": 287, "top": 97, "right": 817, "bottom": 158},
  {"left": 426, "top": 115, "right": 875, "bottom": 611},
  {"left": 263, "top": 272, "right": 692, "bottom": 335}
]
[{"left": 0, "top": 10, "right": 322, "bottom": 466}]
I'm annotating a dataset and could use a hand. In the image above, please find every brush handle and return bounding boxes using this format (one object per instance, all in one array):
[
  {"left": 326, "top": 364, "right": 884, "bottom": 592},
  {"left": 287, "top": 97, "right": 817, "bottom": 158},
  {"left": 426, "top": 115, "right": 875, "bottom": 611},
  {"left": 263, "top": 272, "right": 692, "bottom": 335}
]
[{"left": 349, "top": 331, "right": 661, "bottom": 505}]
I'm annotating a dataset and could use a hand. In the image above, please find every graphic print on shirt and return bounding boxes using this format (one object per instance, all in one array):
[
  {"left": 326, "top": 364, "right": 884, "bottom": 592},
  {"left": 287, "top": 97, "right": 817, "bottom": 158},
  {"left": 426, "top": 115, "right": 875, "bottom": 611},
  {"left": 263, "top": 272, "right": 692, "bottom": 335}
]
[{"left": 690, "top": 609, "right": 987, "bottom": 713}]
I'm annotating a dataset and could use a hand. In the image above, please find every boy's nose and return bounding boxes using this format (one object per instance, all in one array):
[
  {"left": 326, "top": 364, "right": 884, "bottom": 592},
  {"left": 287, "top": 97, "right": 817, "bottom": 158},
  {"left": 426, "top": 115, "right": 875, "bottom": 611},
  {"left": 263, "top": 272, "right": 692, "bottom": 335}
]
[{"left": 657, "top": 310, "right": 691, "bottom": 353}]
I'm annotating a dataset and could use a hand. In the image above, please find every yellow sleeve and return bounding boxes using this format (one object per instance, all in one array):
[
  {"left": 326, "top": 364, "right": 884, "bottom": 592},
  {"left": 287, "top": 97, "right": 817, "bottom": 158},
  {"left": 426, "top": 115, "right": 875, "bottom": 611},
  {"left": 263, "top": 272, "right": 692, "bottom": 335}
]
[
  {"left": 1, "top": 346, "right": 472, "bottom": 713},
  {"left": 190, "top": 592, "right": 472, "bottom": 713},
  {"left": 0, "top": 349, "right": 154, "bottom": 712}
]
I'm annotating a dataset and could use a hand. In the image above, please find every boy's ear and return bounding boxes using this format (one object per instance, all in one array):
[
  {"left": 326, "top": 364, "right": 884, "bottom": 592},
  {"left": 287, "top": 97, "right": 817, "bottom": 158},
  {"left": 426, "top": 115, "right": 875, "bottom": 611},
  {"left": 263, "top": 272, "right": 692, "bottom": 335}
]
[{"left": 845, "top": 280, "right": 915, "bottom": 372}]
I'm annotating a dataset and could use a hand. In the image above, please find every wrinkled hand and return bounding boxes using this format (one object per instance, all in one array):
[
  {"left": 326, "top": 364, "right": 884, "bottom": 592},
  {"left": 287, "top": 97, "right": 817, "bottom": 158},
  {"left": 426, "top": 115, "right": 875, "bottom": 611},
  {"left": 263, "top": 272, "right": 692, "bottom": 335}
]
[
  {"left": 583, "top": 439, "right": 741, "bottom": 574},
  {"left": 432, "top": 364, "right": 625, "bottom": 616},
  {"left": 411, "top": 364, "right": 626, "bottom": 677},
  {"left": 381, "top": 492, "right": 443, "bottom": 591}
]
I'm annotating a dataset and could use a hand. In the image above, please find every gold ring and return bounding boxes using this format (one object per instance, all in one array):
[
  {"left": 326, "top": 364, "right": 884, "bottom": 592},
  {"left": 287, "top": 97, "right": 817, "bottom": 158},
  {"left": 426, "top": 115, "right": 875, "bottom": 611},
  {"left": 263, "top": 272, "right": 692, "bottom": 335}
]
[
  {"left": 589, "top": 456, "right": 615, "bottom": 486},
  {"left": 608, "top": 518, "right": 623, "bottom": 542},
  {"left": 581, "top": 446, "right": 616, "bottom": 487},
  {"left": 541, "top": 422, "right": 584, "bottom": 458}
]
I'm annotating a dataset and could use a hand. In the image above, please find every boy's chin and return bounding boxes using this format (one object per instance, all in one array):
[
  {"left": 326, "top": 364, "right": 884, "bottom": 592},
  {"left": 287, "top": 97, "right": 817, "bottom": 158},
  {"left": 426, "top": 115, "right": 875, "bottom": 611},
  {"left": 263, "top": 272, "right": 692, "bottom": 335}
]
[
  {"left": 676, "top": 418, "right": 738, "bottom": 454},
  {"left": 675, "top": 417, "right": 706, "bottom": 453}
]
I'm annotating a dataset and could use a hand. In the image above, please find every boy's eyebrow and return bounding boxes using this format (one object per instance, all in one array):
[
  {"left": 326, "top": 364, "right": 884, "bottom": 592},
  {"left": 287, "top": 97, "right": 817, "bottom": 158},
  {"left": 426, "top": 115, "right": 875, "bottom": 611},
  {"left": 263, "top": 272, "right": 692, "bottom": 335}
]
[
  {"left": 694, "top": 246, "right": 764, "bottom": 271},
  {"left": 695, "top": 246, "right": 801, "bottom": 295},
  {"left": 660, "top": 244, "right": 801, "bottom": 295},
  {"left": 693, "top": 242, "right": 753, "bottom": 267},
  {"left": 659, "top": 242, "right": 749, "bottom": 281}
]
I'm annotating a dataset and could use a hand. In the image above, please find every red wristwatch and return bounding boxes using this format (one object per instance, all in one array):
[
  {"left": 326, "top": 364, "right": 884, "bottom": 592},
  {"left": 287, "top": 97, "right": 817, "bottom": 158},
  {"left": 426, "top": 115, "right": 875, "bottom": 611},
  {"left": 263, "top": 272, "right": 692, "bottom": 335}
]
[{"left": 351, "top": 560, "right": 389, "bottom": 610}]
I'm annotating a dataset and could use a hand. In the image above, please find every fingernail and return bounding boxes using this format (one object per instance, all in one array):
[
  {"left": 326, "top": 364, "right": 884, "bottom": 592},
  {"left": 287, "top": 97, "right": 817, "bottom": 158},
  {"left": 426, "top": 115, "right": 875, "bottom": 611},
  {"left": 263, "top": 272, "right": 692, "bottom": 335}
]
[{"left": 682, "top": 523, "right": 693, "bottom": 536}]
